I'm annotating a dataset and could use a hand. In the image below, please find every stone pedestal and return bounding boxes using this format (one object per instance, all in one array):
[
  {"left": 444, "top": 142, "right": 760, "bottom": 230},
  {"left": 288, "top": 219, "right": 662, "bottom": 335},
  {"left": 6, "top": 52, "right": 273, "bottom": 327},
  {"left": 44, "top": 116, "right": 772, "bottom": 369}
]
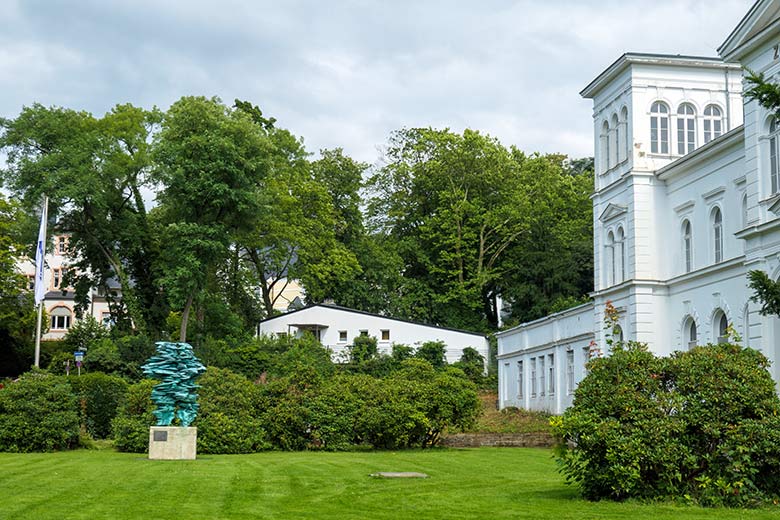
[{"left": 148, "top": 426, "right": 197, "bottom": 460}]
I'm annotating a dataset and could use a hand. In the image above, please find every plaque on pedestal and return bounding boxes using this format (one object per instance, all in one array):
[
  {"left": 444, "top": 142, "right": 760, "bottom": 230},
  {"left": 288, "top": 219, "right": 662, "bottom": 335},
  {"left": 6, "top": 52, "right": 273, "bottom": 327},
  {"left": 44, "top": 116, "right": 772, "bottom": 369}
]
[{"left": 148, "top": 426, "right": 197, "bottom": 460}]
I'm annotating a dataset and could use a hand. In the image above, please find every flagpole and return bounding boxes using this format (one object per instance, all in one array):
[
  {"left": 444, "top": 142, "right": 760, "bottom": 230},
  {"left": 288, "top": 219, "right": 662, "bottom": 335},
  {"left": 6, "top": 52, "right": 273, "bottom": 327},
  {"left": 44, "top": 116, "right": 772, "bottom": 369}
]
[{"left": 33, "top": 195, "right": 48, "bottom": 369}]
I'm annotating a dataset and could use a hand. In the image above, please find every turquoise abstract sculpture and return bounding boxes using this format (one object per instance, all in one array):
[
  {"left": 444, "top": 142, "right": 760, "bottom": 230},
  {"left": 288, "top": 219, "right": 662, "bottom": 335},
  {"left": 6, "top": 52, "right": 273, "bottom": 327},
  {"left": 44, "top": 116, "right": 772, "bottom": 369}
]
[{"left": 142, "top": 342, "right": 206, "bottom": 427}]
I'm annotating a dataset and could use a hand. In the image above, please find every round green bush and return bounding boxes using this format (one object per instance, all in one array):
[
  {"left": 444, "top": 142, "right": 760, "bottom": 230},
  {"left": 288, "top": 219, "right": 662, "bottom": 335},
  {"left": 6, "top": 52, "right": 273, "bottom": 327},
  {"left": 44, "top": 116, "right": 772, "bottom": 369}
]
[
  {"left": 0, "top": 371, "right": 80, "bottom": 452},
  {"left": 553, "top": 342, "right": 780, "bottom": 507}
]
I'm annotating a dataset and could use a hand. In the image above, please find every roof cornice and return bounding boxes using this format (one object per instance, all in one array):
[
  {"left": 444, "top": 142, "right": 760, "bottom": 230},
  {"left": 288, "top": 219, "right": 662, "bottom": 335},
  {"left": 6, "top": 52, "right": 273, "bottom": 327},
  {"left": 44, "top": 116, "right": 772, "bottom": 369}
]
[
  {"left": 718, "top": 0, "right": 780, "bottom": 62},
  {"left": 581, "top": 53, "right": 740, "bottom": 99}
]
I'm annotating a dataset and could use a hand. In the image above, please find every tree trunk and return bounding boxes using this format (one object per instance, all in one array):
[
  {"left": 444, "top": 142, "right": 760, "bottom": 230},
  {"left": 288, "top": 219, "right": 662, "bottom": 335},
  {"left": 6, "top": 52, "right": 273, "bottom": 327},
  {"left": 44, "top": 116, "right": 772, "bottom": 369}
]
[{"left": 180, "top": 292, "right": 194, "bottom": 342}]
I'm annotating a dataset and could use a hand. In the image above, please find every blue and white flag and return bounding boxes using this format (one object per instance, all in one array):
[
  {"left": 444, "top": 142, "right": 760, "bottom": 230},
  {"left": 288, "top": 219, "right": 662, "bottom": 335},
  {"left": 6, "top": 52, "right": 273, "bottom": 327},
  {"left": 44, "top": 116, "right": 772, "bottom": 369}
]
[{"left": 34, "top": 209, "right": 46, "bottom": 305}]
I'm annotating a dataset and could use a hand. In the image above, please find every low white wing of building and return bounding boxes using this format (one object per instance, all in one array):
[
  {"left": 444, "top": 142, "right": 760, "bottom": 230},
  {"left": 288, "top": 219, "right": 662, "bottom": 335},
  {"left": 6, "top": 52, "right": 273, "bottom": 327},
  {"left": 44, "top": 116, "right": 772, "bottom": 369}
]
[{"left": 258, "top": 304, "right": 489, "bottom": 366}]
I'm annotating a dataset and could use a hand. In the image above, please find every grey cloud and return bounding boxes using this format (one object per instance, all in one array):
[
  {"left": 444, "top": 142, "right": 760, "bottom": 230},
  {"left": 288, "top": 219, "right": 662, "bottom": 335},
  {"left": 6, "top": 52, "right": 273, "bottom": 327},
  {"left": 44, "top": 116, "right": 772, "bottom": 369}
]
[{"left": 0, "top": 0, "right": 753, "bottom": 164}]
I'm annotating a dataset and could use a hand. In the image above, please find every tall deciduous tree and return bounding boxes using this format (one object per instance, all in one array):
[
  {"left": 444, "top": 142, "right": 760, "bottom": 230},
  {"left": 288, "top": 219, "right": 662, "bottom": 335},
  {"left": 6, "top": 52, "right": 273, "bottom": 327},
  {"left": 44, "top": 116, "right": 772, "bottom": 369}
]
[
  {"left": 233, "top": 102, "right": 360, "bottom": 315},
  {"left": 0, "top": 103, "right": 167, "bottom": 336},
  {"left": 368, "top": 128, "right": 532, "bottom": 330},
  {"left": 153, "top": 96, "right": 268, "bottom": 341}
]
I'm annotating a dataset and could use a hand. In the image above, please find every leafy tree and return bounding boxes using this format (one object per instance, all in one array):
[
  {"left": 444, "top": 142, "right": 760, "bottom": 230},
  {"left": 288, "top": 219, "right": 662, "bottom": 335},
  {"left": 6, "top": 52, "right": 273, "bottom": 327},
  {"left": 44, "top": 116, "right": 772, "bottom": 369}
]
[
  {"left": 230, "top": 102, "right": 360, "bottom": 316},
  {"left": 0, "top": 103, "right": 168, "bottom": 336},
  {"left": 501, "top": 153, "right": 593, "bottom": 324},
  {"left": 153, "top": 97, "right": 268, "bottom": 341}
]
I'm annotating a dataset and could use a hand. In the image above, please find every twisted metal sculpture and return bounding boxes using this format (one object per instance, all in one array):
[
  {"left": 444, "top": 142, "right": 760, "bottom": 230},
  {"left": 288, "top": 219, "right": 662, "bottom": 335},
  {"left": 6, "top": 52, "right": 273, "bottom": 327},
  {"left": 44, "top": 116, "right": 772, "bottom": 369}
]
[{"left": 142, "top": 342, "right": 206, "bottom": 427}]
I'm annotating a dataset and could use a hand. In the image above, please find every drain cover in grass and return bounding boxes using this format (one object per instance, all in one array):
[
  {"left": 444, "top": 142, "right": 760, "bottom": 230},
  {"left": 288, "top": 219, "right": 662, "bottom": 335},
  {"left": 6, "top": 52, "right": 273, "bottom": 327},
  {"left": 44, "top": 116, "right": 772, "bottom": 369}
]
[{"left": 370, "top": 472, "right": 429, "bottom": 478}]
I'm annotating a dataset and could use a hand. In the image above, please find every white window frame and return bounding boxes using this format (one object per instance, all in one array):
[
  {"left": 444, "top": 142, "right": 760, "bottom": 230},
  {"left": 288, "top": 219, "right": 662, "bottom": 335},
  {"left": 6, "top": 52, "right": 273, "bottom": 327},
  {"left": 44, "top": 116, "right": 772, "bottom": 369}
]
[
  {"left": 703, "top": 105, "right": 723, "bottom": 144},
  {"left": 685, "top": 317, "right": 697, "bottom": 350},
  {"left": 677, "top": 103, "right": 696, "bottom": 155},
  {"left": 682, "top": 220, "right": 692, "bottom": 273},
  {"left": 338, "top": 330, "right": 348, "bottom": 343},
  {"left": 770, "top": 118, "right": 780, "bottom": 195},
  {"left": 712, "top": 207, "right": 723, "bottom": 264},
  {"left": 650, "top": 101, "right": 669, "bottom": 154},
  {"left": 380, "top": 329, "right": 390, "bottom": 341},
  {"left": 547, "top": 354, "right": 555, "bottom": 396},
  {"left": 539, "top": 356, "right": 546, "bottom": 397},
  {"left": 566, "top": 350, "right": 575, "bottom": 395},
  {"left": 517, "top": 360, "right": 524, "bottom": 399},
  {"left": 530, "top": 358, "right": 537, "bottom": 397}
]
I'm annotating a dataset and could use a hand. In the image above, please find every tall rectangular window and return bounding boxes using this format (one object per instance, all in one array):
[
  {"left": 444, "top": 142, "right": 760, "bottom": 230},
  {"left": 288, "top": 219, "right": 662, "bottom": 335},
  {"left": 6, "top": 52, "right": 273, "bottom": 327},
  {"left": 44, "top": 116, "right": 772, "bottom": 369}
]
[
  {"left": 566, "top": 350, "right": 575, "bottom": 395},
  {"left": 539, "top": 356, "right": 546, "bottom": 397},
  {"left": 530, "top": 358, "right": 537, "bottom": 397},
  {"left": 547, "top": 354, "right": 555, "bottom": 395},
  {"left": 517, "top": 360, "right": 523, "bottom": 399}
]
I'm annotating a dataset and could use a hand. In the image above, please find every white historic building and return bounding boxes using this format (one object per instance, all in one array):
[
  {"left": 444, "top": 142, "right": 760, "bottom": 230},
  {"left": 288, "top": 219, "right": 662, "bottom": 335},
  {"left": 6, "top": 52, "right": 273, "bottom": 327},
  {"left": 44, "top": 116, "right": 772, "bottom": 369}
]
[
  {"left": 16, "top": 234, "right": 119, "bottom": 341},
  {"left": 499, "top": 0, "right": 780, "bottom": 413},
  {"left": 258, "top": 303, "right": 489, "bottom": 365}
]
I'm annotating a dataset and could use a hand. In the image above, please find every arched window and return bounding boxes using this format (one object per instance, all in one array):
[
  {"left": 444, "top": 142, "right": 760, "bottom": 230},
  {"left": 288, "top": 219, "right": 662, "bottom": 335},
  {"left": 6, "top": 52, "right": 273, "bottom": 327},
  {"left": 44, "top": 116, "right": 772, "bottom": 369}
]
[
  {"left": 613, "top": 324, "right": 624, "bottom": 343},
  {"left": 610, "top": 114, "right": 619, "bottom": 167},
  {"left": 684, "top": 317, "right": 697, "bottom": 350},
  {"left": 650, "top": 102, "right": 669, "bottom": 154},
  {"left": 677, "top": 103, "right": 696, "bottom": 155},
  {"left": 50, "top": 307, "right": 72, "bottom": 330},
  {"left": 770, "top": 119, "right": 780, "bottom": 195},
  {"left": 601, "top": 121, "right": 610, "bottom": 172},
  {"left": 703, "top": 105, "right": 723, "bottom": 143},
  {"left": 606, "top": 231, "right": 615, "bottom": 286},
  {"left": 682, "top": 220, "right": 692, "bottom": 273},
  {"left": 620, "top": 106, "right": 630, "bottom": 162},
  {"left": 714, "top": 311, "right": 729, "bottom": 343},
  {"left": 616, "top": 227, "right": 625, "bottom": 282},
  {"left": 712, "top": 207, "right": 723, "bottom": 263}
]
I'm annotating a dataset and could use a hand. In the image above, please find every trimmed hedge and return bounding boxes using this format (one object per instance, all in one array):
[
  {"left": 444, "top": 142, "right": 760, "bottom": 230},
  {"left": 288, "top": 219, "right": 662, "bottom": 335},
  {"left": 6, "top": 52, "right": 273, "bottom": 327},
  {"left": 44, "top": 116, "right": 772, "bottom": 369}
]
[{"left": 0, "top": 371, "right": 80, "bottom": 452}]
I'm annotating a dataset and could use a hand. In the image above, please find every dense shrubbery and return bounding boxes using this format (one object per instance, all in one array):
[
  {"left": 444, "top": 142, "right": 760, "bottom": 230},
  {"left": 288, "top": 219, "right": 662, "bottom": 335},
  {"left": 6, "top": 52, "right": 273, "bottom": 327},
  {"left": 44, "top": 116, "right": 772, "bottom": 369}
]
[
  {"left": 0, "top": 371, "right": 80, "bottom": 452},
  {"left": 196, "top": 367, "right": 269, "bottom": 453},
  {"left": 552, "top": 341, "right": 780, "bottom": 507},
  {"left": 111, "top": 379, "right": 157, "bottom": 453},
  {"left": 3, "top": 334, "right": 481, "bottom": 454},
  {"left": 113, "top": 355, "right": 480, "bottom": 453},
  {"left": 68, "top": 372, "right": 128, "bottom": 439}
]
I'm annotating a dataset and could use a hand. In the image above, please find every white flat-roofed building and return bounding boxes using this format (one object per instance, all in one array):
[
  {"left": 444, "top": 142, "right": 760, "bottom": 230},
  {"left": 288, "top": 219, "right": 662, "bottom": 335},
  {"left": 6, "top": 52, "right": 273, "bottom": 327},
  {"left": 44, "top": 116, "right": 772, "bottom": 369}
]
[{"left": 258, "top": 303, "right": 489, "bottom": 366}]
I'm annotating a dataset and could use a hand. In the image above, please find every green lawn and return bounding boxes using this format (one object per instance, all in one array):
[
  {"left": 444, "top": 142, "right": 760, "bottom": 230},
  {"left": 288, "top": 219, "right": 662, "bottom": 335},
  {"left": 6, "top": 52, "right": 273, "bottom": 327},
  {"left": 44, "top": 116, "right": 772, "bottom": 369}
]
[{"left": 1, "top": 448, "right": 777, "bottom": 519}]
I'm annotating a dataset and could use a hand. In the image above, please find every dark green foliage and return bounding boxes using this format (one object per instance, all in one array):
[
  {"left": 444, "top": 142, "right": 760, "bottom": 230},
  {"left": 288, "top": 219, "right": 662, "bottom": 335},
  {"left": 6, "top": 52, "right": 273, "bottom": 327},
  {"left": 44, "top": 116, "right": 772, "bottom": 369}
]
[
  {"left": 391, "top": 343, "right": 414, "bottom": 363},
  {"left": 111, "top": 379, "right": 156, "bottom": 453},
  {"left": 553, "top": 342, "right": 780, "bottom": 506},
  {"left": 744, "top": 69, "right": 780, "bottom": 116},
  {"left": 0, "top": 371, "right": 80, "bottom": 452},
  {"left": 195, "top": 367, "right": 269, "bottom": 454},
  {"left": 452, "top": 347, "right": 485, "bottom": 383},
  {"left": 414, "top": 340, "right": 447, "bottom": 369},
  {"left": 68, "top": 372, "right": 128, "bottom": 439},
  {"left": 63, "top": 315, "right": 108, "bottom": 352},
  {"left": 747, "top": 269, "right": 780, "bottom": 317},
  {"left": 348, "top": 335, "right": 378, "bottom": 363}
]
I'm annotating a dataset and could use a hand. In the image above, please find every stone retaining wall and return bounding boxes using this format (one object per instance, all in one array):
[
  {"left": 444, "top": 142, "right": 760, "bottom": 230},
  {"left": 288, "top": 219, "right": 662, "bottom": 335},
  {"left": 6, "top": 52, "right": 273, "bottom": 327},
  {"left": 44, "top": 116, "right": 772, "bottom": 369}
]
[{"left": 441, "top": 432, "right": 555, "bottom": 448}]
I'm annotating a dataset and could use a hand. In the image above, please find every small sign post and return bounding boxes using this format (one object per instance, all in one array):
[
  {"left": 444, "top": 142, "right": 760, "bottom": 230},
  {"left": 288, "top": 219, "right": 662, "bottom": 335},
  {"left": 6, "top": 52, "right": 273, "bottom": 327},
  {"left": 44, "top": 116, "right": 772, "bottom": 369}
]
[{"left": 74, "top": 351, "right": 84, "bottom": 376}]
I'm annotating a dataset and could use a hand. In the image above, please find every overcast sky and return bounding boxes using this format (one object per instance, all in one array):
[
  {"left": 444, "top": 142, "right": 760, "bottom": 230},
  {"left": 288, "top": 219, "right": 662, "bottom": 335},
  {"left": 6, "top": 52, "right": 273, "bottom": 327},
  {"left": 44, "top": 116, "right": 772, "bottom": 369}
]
[{"left": 0, "top": 0, "right": 753, "bottom": 165}]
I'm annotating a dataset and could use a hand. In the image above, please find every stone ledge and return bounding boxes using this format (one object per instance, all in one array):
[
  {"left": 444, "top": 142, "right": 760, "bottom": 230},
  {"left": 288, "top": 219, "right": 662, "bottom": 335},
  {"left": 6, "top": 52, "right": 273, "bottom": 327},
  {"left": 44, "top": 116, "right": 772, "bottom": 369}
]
[{"left": 441, "top": 432, "right": 555, "bottom": 448}]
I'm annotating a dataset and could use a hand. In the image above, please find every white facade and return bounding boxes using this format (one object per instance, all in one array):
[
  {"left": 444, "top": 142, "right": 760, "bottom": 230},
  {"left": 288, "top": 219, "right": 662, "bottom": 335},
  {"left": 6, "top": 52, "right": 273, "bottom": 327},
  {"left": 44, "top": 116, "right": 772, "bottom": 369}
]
[
  {"left": 258, "top": 304, "right": 489, "bottom": 365},
  {"left": 499, "top": 0, "right": 780, "bottom": 413}
]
